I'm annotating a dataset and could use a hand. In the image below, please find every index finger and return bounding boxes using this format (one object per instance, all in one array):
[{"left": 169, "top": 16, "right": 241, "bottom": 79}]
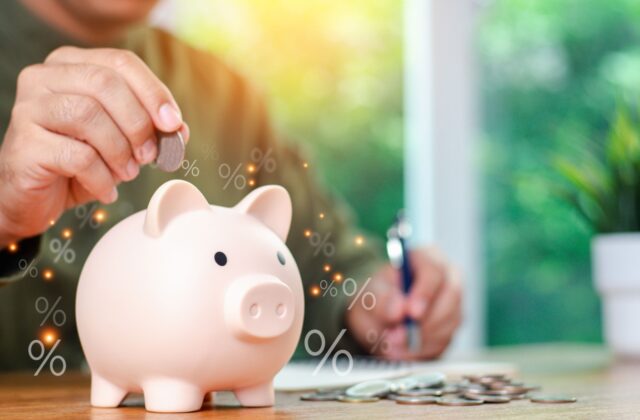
[
  {"left": 406, "top": 248, "right": 446, "bottom": 320},
  {"left": 46, "top": 47, "right": 186, "bottom": 135}
]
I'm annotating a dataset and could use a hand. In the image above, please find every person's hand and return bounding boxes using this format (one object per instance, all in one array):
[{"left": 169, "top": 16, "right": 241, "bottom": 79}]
[
  {"left": 345, "top": 248, "right": 462, "bottom": 359},
  {"left": 0, "top": 46, "right": 188, "bottom": 247}
]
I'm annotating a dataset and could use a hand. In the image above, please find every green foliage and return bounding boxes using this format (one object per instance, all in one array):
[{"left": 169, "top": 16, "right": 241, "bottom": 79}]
[
  {"left": 477, "top": 0, "right": 640, "bottom": 346},
  {"left": 554, "top": 108, "right": 640, "bottom": 233},
  {"left": 173, "top": 0, "right": 403, "bottom": 241}
]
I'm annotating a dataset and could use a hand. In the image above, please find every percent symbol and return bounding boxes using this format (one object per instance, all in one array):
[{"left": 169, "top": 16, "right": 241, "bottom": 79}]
[
  {"left": 251, "top": 148, "right": 277, "bottom": 173},
  {"left": 218, "top": 163, "right": 247, "bottom": 190},
  {"left": 309, "top": 232, "right": 335, "bottom": 257},
  {"left": 345, "top": 277, "right": 376, "bottom": 311},
  {"left": 181, "top": 159, "right": 200, "bottom": 177},
  {"left": 28, "top": 339, "right": 66, "bottom": 376},
  {"left": 49, "top": 238, "right": 75, "bottom": 264},
  {"left": 18, "top": 258, "right": 38, "bottom": 278},
  {"left": 319, "top": 279, "right": 339, "bottom": 297},
  {"left": 367, "top": 329, "right": 390, "bottom": 354},
  {"left": 35, "top": 296, "right": 66, "bottom": 327},
  {"left": 74, "top": 203, "right": 99, "bottom": 229},
  {"left": 304, "top": 329, "right": 353, "bottom": 376}
]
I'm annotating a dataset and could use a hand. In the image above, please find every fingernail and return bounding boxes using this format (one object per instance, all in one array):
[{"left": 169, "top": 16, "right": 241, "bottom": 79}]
[
  {"left": 137, "top": 139, "right": 157, "bottom": 164},
  {"left": 180, "top": 123, "right": 190, "bottom": 143},
  {"left": 108, "top": 187, "right": 118, "bottom": 203},
  {"left": 126, "top": 158, "right": 139, "bottom": 180},
  {"left": 158, "top": 103, "right": 182, "bottom": 130},
  {"left": 411, "top": 299, "right": 427, "bottom": 319}
]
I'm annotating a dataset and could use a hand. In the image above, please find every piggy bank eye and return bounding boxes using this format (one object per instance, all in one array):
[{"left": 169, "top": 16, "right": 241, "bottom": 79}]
[
  {"left": 277, "top": 251, "right": 286, "bottom": 266},
  {"left": 214, "top": 252, "right": 227, "bottom": 266}
]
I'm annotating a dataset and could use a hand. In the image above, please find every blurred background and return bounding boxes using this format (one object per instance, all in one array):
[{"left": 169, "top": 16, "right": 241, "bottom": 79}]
[{"left": 150, "top": 0, "right": 640, "bottom": 351}]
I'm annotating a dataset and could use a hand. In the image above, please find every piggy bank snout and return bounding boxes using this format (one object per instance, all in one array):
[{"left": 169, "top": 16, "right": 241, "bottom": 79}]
[{"left": 225, "top": 275, "right": 295, "bottom": 341}]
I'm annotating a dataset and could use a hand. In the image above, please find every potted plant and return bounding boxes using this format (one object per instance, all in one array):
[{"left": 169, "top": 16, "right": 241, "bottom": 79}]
[{"left": 555, "top": 108, "right": 640, "bottom": 357}]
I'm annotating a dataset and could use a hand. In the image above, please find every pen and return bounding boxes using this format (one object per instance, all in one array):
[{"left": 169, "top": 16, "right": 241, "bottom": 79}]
[{"left": 386, "top": 210, "right": 420, "bottom": 352}]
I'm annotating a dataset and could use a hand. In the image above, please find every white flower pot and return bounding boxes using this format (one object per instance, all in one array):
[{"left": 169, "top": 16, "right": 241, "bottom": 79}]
[{"left": 592, "top": 233, "right": 640, "bottom": 357}]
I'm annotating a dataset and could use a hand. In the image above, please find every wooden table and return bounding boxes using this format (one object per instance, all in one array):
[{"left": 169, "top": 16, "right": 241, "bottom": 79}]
[{"left": 1, "top": 344, "right": 638, "bottom": 419}]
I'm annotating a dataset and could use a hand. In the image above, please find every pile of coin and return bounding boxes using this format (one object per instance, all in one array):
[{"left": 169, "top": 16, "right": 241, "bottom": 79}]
[{"left": 300, "top": 372, "right": 577, "bottom": 406}]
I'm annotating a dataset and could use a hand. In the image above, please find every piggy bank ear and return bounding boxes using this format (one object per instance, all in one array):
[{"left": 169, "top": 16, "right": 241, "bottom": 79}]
[
  {"left": 235, "top": 185, "right": 292, "bottom": 241},
  {"left": 144, "top": 180, "right": 210, "bottom": 237}
]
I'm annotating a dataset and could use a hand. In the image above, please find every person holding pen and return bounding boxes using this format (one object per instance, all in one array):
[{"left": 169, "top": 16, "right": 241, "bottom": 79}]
[{"left": 0, "top": 0, "right": 461, "bottom": 369}]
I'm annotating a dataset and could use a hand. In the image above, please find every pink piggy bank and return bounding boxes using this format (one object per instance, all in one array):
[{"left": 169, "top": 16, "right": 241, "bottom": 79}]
[{"left": 76, "top": 180, "right": 304, "bottom": 412}]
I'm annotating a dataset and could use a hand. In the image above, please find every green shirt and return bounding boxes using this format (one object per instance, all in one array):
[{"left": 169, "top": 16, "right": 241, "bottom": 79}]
[{"left": 0, "top": 0, "right": 382, "bottom": 370}]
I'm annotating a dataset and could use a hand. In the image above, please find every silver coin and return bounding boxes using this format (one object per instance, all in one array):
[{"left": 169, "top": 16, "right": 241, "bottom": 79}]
[
  {"left": 155, "top": 131, "right": 185, "bottom": 172},
  {"left": 463, "top": 392, "right": 511, "bottom": 403},
  {"left": 440, "top": 385, "right": 462, "bottom": 395},
  {"left": 437, "top": 397, "right": 484, "bottom": 406},
  {"left": 300, "top": 391, "right": 343, "bottom": 401},
  {"left": 397, "top": 388, "right": 443, "bottom": 397},
  {"left": 395, "top": 395, "right": 440, "bottom": 405},
  {"left": 466, "top": 387, "right": 525, "bottom": 397},
  {"left": 345, "top": 379, "right": 394, "bottom": 398},
  {"left": 393, "top": 376, "right": 421, "bottom": 391},
  {"left": 530, "top": 394, "right": 577, "bottom": 404},
  {"left": 337, "top": 395, "right": 379, "bottom": 403},
  {"left": 408, "top": 372, "right": 446, "bottom": 389}
]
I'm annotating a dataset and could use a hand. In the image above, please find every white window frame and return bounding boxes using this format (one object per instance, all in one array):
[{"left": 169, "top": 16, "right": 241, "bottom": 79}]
[{"left": 404, "top": 0, "right": 483, "bottom": 352}]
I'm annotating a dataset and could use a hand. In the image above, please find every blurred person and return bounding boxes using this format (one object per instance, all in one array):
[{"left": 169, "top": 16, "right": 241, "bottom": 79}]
[{"left": 0, "top": 0, "right": 461, "bottom": 370}]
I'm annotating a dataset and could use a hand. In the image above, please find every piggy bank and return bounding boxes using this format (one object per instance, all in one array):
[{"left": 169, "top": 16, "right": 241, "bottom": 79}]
[{"left": 76, "top": 180, "right": 304, "bottom": 412}]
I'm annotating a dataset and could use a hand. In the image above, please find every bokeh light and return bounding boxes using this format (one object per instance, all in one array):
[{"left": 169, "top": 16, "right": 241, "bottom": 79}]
[
  {"left": 42, "top": 269, "right": 54, "bottom": 281},
  {"left": 40, "top": 328, "right": 58, "bottom": 346}
]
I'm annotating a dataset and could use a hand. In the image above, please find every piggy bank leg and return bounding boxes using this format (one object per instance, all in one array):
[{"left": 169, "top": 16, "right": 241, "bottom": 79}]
[
  {"left": 234, "top": 381, "right": 275, "bottom": 407},
  {"left": 142, "top": 379, "right": 204, "bottom": 413},
  {"left": 91, "top": 374, "right": 127, "bottom": 407}
]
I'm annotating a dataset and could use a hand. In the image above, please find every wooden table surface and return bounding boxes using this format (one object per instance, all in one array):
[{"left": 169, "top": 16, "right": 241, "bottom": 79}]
[{"left": 1, "top": 344, "right": 638, "bottom": 419}]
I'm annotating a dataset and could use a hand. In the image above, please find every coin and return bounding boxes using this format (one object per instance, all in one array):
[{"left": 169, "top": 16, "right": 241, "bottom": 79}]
[
  {"left": 395, "top": 396, "right": 440, "bottom": 405},
  {"left": 300, "top": 391, "right": 343, "bottom": 401},
  {"left": 393, "top": 376, "right": 421, "bottom": 391},
  {"left": 463, "top": 392, "right": 511, "bottom": 403},
  {"left": 409, "top": 372, "right": 446, "bottom": 389},
  {"left": 397, "top": 388, "right": 443, "bottom": 397},
  {"left": 337, "top": 395, "right": 380, "bottom": 403},
  {"left": 437, "top": 397, "right": 484, "bottom": 406},
  {"left": 530, "top": 395, "right": 577, "bottom": 404},
  {"left": 346, "top": 379, "right": 395, "bottom": 398},
  {"left": 155, "top": 131, "right": 185, "bottom": 172}
]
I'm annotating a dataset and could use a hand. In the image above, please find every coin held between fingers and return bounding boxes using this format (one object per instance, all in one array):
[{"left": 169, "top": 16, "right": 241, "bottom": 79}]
[{"left": 155, "top": 131, "right": 184, "bottom": 172}]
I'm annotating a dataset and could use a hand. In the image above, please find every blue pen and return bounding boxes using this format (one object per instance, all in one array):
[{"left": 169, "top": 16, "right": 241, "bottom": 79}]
[{"left": 386, "top": 210, "right": 419, "bottom": 351}]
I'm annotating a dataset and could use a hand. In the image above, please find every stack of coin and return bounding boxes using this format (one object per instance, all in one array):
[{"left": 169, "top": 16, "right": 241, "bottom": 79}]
[{"left": 299, "top": 372, "right": 578, "bottom": 407}]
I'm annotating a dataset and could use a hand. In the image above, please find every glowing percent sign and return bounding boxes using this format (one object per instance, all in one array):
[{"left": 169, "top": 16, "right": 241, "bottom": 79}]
[
  {"left": 218, "top": 163, "right": 246, "bottom": 190},
  {"left": 250, "top": 147, "right": 276, "bottom": 173},
  {"left": 18, "top": 258, "right": 38, "bottom": 278},
  {"left": 308, "top": 232, "right": 335, "bottom": 257},
  {"left": 28, "top": 339, "right": 66, "bottom": 376},
  {"left": 49, "top": 238, "right": 75, "bottom": 264},
  {"left": 366, "top": 329, "right": 390, "bottom": 354},
  {"left": 319, "top": 277, "right": 376, "bottom": 311},
  {"left": 181, "top": 159, "right": 200, "bottom": 177},
  {"left": 304, "top": 329, "right": 353, "bottom": 376},
  {"left": 35, "top": 296, "right": 66, "bottom": 327},
  {"left": 75, "top": 202, "right": 100, "bottom": 229}
]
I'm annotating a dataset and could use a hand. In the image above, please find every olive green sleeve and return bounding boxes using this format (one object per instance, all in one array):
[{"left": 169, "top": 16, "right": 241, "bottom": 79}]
[{"left": 250, "top": 103, "right": 386, "bottom": 357}]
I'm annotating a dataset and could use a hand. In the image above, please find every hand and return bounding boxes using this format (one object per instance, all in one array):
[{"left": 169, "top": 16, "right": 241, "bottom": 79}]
[
  {"left": 0, "top": 46, "right": 188, "bottom": 247},
  {"left": 345, "top": 247, "right": 462, "bottom": 359}
]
